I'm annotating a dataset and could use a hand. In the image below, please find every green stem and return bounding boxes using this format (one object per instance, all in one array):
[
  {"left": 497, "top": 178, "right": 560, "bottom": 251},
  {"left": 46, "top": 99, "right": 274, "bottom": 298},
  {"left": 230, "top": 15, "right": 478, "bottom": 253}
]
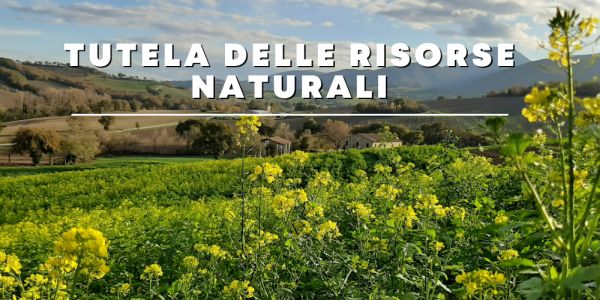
[
  {"left": 555, "top": 122, "right": 569, "bottom": 228},
  {"left": 575, "top": 165, "right": 600, "bottom": 240},
  {"left": 565, "top": 31, "right": 577, "bottom": 271},
  {"left": 519, "top": 164, "right": 565, "bottom": 249},
  {"left": 577, "top": 166, "right": 600, "bottom": 258},
  {"left": 241, "top": 144, "right": 246, "bottom": 253}
]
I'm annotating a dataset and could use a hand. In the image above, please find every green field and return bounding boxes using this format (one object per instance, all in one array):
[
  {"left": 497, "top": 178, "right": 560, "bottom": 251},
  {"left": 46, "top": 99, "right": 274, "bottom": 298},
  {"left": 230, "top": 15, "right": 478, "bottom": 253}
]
[
  {"left": 83, "top": 75, "right": 191, "bottom": 99},
  {"left": 0, "top": 156, "right": 209, "bottom": 177},
  {"left": 0, "top": 146, "right": 527, "bottom": 299}
]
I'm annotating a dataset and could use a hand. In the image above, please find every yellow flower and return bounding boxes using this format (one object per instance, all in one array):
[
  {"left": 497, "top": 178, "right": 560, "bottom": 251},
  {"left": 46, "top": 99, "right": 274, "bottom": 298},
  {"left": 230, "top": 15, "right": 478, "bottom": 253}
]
[
  {"left": 316, "top": 220, "right": 341, "bottom": 240},
  {"left": 522, "top": 86, "right": 567, "bottom": 123},
  {"left": 433, "top": 205, "right": 449, "bottom": 218},
  {"left": 25, "top": 274, "right": 48, "bottom": 286},
  {"left": 280, "top": 151, "right": 309, "bottom": 167},
  {"left": 351, "top": 255, "right": 369, "bottom": 270},
  {"left": 389, "top": 205, "right": 419, "bottom": 229},
  {"left": 195, "top": 244, "right": 229, "bottom": 260},
  {"left": 293, "top": 220, "right": 313, "bottom": 236},
  {"left": 251, "top": 230, "right": 279, "bottom": 247},
  {"left": 308, "top": 171, "right": 334, "bottom": 189},
  {"left": 182, "top": 256, "right": 199, "bottom": 269},
  {"left": 524, "top": 87, "right": 549, "bottom": 105},
  {"left": 375, "top": 184, "right": 400, "bottom": 201},
  {"left": 552, "top": 199, "right": 564, "bottom": 208},
  {"left": 354, "top": 169, "right": 367, "bottom": 178},
  {"left": 456, "top": 269, "right": 506, "bottom": 298},
  {"left": 46, "top": 228, "right": 110, "bottom": 280},
  {"left": 0, "top": 275, "right": 18, "bottom": 293},
  {"left": 111, "top": 282, "right": 131, "bottom": 296},
  {"left": 306, "top": 203, "right": 324, "bottom": 219},
  {"left": 579, "top": 17, "right": 599, "bottom": 37},
  {"left": 249, "top": 162, "right": 283, "bottom": 183},
  {"left": 582, "top": 97, "right": 600, "bottom": 116},
  {"left": 434, "top": 241, "right": 445, "bottom": 252},
  {"left": 272, "top": 193, "right": 296, "bottom": 217},
  {"left": 141, "top": 263, "right": 163, "bottom": 281},
  {"left": 498, "top": 249, "right": 519, "bottom": 261},
  {"left": 223, "top": 280, "right": 255, "bottom": 299},
  {"left": 448, "top": 206, "right": 467, "bottom": 221},
  {"left": 416, "top": 194, "right": 439, "bottom": 210},
  {"left": 347, "top": 202, "right": 374, "bottom": 221},
  {"left": 224, "top": 208, "right": 236, "bottom": 222},
  {"left": 365, "top": 237, "right": 389, "bottom": 253},
  {"left": 374, "top": 164, "right": 392, "bottom": 174},
  {"left": 495, "top": 214, "right": 509, "bottom": 225},
  {"left": 236, "top": 116, "right": 261, "bottom": 136},
  {"left": 0, "top": 252, "right": 21, "bottom": 275}
]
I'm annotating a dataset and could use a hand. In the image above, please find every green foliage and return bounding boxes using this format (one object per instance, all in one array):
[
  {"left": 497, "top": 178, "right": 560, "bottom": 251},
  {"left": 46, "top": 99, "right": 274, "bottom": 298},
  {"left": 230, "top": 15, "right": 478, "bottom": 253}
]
[
  {"left": 10, "top": 128, "right": 61, "bottom": 166},
  {"left": 500, "top": 133, "right": 531, "bottom": 157},
  {"left": 187, "top": 120, "right": 236, "bottom": 158},
  {"left": 0, "top": 147, "right": 527, "bottom": 299}
]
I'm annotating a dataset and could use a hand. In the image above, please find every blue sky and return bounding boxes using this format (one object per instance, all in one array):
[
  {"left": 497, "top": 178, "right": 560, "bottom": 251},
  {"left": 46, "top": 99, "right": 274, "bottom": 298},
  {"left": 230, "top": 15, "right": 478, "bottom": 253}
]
[{"left": 1, "top": 0, "right": 598, "bottom": 80}]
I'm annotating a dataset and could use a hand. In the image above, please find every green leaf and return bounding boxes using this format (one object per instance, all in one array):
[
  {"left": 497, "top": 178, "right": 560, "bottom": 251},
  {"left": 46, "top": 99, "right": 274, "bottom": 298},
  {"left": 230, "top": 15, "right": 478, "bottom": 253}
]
[
  {"left": 499, "top": 258, "right": 536, "bottom": 268},
  {"left": 586, "top": 125, "right": 600, "bottom": 140},
  {"left": 517, "top": 277, "right": 544, "bottom": 300},
  {"left": 560, "top": 265, "right": 600, "bottom": 290},
  {"left": 501, "top": 133, "right": 531, "bottom": 157}
]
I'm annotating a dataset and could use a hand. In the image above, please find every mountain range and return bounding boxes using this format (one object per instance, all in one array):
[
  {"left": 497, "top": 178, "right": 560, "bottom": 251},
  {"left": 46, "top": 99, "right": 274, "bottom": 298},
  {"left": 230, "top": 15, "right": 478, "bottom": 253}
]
[{"left": 170, "top": 48, "right": 600, "bottom": 100}]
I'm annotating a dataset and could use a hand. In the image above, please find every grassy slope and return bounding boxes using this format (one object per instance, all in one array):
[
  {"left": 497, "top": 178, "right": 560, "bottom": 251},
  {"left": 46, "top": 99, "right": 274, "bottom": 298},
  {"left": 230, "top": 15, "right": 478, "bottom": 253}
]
[
  {"left": 0, "top": 62, "right": 193, "bottom": 112},
  {"left": 82, "top": 74, "right": 190, "bottom": 98}
]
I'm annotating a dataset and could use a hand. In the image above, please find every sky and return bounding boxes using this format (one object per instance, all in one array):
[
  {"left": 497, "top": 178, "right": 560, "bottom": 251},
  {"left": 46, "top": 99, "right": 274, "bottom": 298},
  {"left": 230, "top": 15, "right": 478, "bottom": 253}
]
[{"left": 1, "top": 0, "right": 599, "bottom": 80}]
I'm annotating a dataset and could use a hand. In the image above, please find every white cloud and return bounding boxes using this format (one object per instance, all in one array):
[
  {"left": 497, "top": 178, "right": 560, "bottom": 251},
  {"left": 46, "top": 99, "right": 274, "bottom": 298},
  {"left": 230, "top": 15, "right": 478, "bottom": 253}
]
[
  {"left": 0, "top": 28, "right": 42, "bottom": 36},
  {"left": 321, "top": 21, "right": 335, "bottom": 27},
  {"left": 296, "top": 0, "right": 600, "bottom": 45},
  {"left": 200, "top": 0, "right": 219, "bottom": 7}
]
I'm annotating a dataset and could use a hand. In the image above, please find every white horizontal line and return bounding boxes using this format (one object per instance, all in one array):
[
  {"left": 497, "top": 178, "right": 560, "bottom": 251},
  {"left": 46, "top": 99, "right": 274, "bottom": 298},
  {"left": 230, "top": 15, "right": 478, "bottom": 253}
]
[{"left": 72, "top": 113, "right": 509, "bottom": 117}]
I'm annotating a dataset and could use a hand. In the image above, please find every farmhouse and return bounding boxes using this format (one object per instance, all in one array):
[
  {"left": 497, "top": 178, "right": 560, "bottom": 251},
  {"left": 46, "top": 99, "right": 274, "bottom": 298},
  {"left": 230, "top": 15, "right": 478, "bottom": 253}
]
[
  {"left": 342, "top": 133, "right": 402, "bottom": 150},
  {"left": 261, "top": 136, "right": 291, "bottom": 156}
]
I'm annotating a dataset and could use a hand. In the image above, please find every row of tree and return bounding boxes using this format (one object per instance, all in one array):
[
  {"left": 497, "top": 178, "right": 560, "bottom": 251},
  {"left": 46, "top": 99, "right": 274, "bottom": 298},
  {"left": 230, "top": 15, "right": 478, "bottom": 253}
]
[
  {"left": 354, "top": 99, "right": 428, "bottom": 114},
  {"left": 10, "top": 119, "right": 101, "bottom": 165},
  {"left": 172, "top": 117, "right": 496, "bottom": 158}
]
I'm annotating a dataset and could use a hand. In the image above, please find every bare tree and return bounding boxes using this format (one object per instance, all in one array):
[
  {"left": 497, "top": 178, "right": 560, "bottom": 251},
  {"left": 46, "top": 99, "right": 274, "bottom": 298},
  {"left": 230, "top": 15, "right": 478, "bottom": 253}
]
[{"left": 322, "top": 119, "right": 350, "bottom": 149}]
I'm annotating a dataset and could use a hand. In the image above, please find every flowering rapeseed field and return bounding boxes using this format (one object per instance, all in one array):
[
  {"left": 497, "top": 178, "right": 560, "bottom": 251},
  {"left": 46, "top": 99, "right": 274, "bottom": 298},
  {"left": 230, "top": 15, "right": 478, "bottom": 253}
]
[{"left": 0, "top": 8, "right": 599, "bottom": 300}]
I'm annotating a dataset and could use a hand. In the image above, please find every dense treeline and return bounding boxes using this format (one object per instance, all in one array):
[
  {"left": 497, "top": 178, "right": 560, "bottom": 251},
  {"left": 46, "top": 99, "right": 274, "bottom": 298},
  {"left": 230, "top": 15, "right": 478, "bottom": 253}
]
[
  {"left": 354, "top": 99, "right": 428, "bottom": 114},
  {"left": 486, "top": 80, "right": 600, "bottom": 97},
  {"left": 173, "top": 116, "right": 494, "bottom": 159}
]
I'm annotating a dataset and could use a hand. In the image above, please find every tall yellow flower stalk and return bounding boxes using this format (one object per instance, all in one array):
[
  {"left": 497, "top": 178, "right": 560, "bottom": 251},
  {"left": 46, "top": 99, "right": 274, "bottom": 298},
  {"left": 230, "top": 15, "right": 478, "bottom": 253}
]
[
  {"left": 235, "top": 116, "right": 261, "bottom": 253},
  {"left": 505, "top": 8, "right": 600, "bottom": 298}
]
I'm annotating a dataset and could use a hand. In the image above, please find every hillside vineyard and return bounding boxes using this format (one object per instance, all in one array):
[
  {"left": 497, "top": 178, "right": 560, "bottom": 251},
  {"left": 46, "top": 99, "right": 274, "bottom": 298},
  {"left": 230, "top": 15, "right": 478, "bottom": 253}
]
[{"left": 64, "top": 42, "right": 517, "bottom": 69}]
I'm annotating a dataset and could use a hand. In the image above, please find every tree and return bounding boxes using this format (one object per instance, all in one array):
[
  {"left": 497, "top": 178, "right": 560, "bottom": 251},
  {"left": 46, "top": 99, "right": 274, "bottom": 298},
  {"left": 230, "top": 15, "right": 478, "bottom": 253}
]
[
  {"left": 61, "top": 133, "right": 100, "bottom": 164},
  {"left": 273, "top": 122, "right": 295, "bottom": 142},
  {"left": 300, "top": 118, "right": 324, "bottom": 135},
  {"left": 176, "top": 119, "right": 205, "bottom": 149},
  {"left": 258, "top": 118, "right": 276, "bottom": 136},
  {"left": 11, "top": 128, "right": 61, "bottom": 165},
  {"left": 421, "top": 122, "right": 452, "bottom": 145},
  {"left": 322, "top": 119, "right": 350, "bottom": 149},
  {"left": 98, "top": 116, "right": 115, "bottom": 130},
  {"left": 188, "top": 121, "right": 236, "bottom": 158},
  {"left": 61, "top": 118, "right": 100, "bottom": 164},
  {"left": 402, "top": 130, "right": 424, "bottom": 145},
  {"left": 377, "top": 125, "right": 398, "bottom": 143}
]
